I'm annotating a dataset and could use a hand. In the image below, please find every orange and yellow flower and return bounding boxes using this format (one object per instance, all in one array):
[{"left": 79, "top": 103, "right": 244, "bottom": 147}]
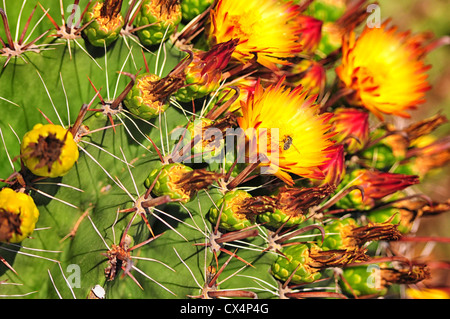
[
  {"left": 207, "top": 0, "right": 303, "bottom": 71},
  {"left": 331, "top": 107, "right": 370, "bottom": 153},
  {"left": 295, "top": 15, "right": 323, "bottom": 55},
  {"left": 336, "top": 22, "right": 431, "bottom": 119},
  {"left": 237, "top": 79, "right": 335, "bottom": 185},
  {"left": 288, "top": 59, "right": 326, "bottom": 96},
  {"left": 318, "top": 144, "right": 346, "bottom": 186},
  {"left": 406, "top": 287, "right": 450, "bottom": 299}
]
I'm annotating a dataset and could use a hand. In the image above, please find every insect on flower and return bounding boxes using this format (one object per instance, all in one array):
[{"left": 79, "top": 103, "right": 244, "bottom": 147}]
[
  {"left": 235, "top": 78, "right": 335, "bottom": 186},
  {"left": 282, "top": 136, "right": 293, "bottom": 151}
]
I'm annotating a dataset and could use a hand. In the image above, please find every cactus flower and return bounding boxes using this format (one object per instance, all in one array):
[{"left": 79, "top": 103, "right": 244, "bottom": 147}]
[
  {"left": 0, "top": 188, "right": 39, "bottom": 243},
  {"left": 295, "top": 15, "right": 323, "bottom": 55},
  {"left": 331, "top": 107, "right": 370, "bottom": 153},
  {"left": 338, "top": 169, "right": 420, "bottom": 210},
  {"left": 317, "top": 144, "right": 346, "bottom": 186},
  {"left": 207, "top": 0, "right": 303, "bottom": 71},
  {"left": 406, "top": 287, "right": 450, "bottom": 299},
  {"left": 237, "top": 79, "right": 335, "bottom": 186},
  {"left": 336, "top": 23, "right": 431, "bottom": 119},
  {"left": 20, "top": 123, "right": 79, "bottom": 178},
  {"left": 287, "top": 59, "right": 326, "bottom": 97}
]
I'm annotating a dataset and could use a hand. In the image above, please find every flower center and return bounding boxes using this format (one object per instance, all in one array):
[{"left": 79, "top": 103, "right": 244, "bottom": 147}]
[
  {"left": 147, "top": 0, "right": 181, "bottom": 23},
  {"left": 92, "top": 2, "right": 124, "bottom": 32},
  {"left": 137, "top": 74, "right": 185, "bottom": 109},
  {"left": 26, "top": 133, "right": 66, "bottom": 173},
  {"left": 227, "top": 15, "right": 253, "bottom": 41},
  {"left": 0, "top": 208, "right": 22, "bottom": 242},
  {"left": 354, "top": 66, "right": 384, "bottom": 93}
]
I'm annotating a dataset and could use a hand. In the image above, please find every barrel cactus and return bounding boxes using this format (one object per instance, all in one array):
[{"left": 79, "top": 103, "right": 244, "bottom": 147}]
[{"left": 0, "top": 0, "right": 449, "bottom": 302}]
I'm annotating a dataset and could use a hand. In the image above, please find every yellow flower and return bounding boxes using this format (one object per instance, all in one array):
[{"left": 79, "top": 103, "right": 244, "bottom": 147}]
[
  {"left": 0, "top": 188, "right": 39, "bottom": 243},
  {"left": 336, "top": 22, "right": 431, "bottom": 119},
  {"left": 20, "top": 124, "right": 79, "bottom": 178},
  {"left": 207, "top": 0, "right": 302, "bottom": 71},
  {"left": 406, "top": 287, "right": 450, "bottom": 299},
  {"left": 237, "top": 79, "right": 335, "bottom": 185}
]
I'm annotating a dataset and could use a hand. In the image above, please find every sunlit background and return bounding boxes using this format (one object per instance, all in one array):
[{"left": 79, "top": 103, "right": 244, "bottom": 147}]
[{"left": 378, "top": 0, "right": 450, "bottom": 289}]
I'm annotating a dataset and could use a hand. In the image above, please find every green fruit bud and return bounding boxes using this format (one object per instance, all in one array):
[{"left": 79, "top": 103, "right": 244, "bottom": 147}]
[
  {"left": 123, "top": 73, "right": 169, "bottom": 120},
  {"left": 319, "top": 218, "right": 359, "bottom": 251},
  {"left": 145, "top": 163, "right": 222, "bottom": 203},
  {"left": 271, "top": 244, "right": 322, "bottom": 284},
  {"left": 366, "top": 207, "right": 412, "bottom": 234},
  {"left": 339, "top": 264, "right": 389, "bottom": 297},
  {"left": 83, "top": 1, "right": 125, "bottom": 47},
  {"left": 181, "top": 0, "right": 214, "bottom": 21},
  {"left": 145, "top": 163, "right": 194, "bottom": 202},
  {"left": 135, "top": 0, "right": 182, "bottom": 46},
  {"left": 208, "top": 189, "right": 255, "bottom": 232},
  {"left": 360, "top": 143, "right": 398, "bottom": 170}
]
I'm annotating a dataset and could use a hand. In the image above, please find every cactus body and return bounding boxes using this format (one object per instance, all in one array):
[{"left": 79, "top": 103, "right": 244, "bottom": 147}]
[
  {"left": 0, "top": 0, "right": 447, "bottom": 301},
  {"left": 271, "top": 244, "right": 322, "bottom": 284}
]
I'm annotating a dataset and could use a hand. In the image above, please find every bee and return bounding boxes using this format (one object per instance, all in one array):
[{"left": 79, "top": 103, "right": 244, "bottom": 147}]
[
  {"left": 282, "top": 135, "right": 302, "bottom": 155},
  {"left": 282, "top": 135, "right": 293, "bottom": 151}
]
